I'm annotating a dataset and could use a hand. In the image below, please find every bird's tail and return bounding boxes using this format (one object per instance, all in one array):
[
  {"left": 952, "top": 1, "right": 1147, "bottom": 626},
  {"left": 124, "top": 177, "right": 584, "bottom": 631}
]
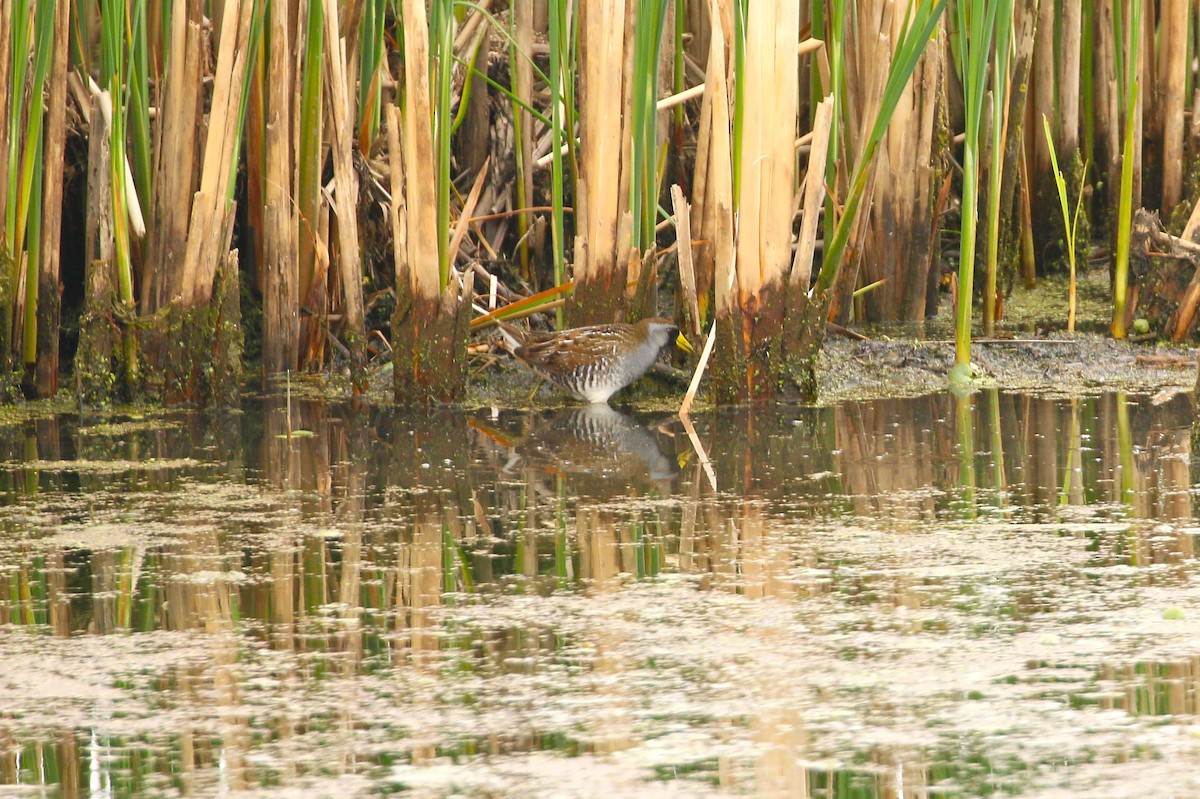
[{"left": 495, "top": 320, "right": 527, "bottom": 353}]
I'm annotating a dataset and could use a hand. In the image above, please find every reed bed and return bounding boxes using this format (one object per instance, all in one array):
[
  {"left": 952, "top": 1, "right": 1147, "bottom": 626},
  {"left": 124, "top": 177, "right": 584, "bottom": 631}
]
[{"left": 0, "top": 0, "right": 1197, "bottom": 405}]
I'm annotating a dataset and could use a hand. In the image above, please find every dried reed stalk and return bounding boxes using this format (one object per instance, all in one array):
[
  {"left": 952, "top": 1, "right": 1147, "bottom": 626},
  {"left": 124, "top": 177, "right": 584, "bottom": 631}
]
[
  {"left": 1095, "top": 0, "right": 1120, "bottom": 215},
  {"left": 572, "top": 0, "right": 630, "bottom": 324},
  {"left": 391, "top": 0, "right": 473, "bottom": 402},
  {"left": 34, "top": 0, "right": 71, "bottom": 395},
  {"left": 1132, "top": 7, "right": 1147, "bottom": 207},
  {"left": 707, "top": 0, "right": 799, "bottom": 400},
  {"left": 829, "top": 3, "right": 888, "bottom": 324},
  {"left": 513, "top": 0, "right": 535, "bottom": 281},
  {"left": 0, "top": 0, "right": 11, "bottom": 248},
  {"left": 146, "top": 0, "right": 203, "bottom": 313},
  {"left": 323, "top": 0, "right": 366, "bottom": 361},
  {"left": 1160, "top": 0, "right": 1188, "bottom": 211},
  {"left": 670, "top": 184, "right": 701, "bottom": 338},
  {"left": 792, "top": 97, "right": 834, "bottom": 296},
  {"left": 399, "top": 0, "right": 440, "bottom": 301},
  {"left": 179, "top": 0, "right": 254, "bottom": 306},
  {"left": 263, "top": 0, "right": 300, "bottom": 373},
  {"left": 703, "top": 0, "right": 734, "bottom": 318},
  {"left": 735, "top": 0, "right": 800, "bottom": 302},
  {"left": 448, "top": 158, "right": 491, "bottom": 267},
  {"left": 79, "top": 94, "right": 116, "bottom": 402},
  {"left": 1025, "top": 0, "right": 1056, "bottom": 256},
  {"left": 1030, "top": 1, "right": 1055, "bottom": 177},
  {"left": 1057, "top": 0, "right": 1081, "bottom": 157}
]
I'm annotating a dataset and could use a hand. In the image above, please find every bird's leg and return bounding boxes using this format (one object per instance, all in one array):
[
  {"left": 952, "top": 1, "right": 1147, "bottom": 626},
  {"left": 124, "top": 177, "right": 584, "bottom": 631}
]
[{"left": 527, "top": 377, "right": 546, "bottom": 403}]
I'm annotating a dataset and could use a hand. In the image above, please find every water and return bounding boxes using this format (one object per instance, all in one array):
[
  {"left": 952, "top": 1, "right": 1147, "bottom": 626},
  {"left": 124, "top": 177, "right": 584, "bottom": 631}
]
[{"left": 0, "top": 392, "right": 1198, "bottom": 797}]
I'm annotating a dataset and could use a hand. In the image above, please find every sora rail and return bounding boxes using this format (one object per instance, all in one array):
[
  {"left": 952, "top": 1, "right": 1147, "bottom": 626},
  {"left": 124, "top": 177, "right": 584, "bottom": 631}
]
[{"left": 497, "top": 317, "right": 694, "bottom": 403}]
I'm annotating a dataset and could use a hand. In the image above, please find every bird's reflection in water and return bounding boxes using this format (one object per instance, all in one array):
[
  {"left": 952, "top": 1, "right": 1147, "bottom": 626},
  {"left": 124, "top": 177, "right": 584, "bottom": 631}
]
[{"left": 499, "top": 405, "right": 684, "bottom": 491}]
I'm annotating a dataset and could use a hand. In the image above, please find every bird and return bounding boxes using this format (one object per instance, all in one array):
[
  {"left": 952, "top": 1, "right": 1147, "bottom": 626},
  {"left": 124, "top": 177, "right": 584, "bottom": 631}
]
[{"left": 495, "top": 317, "right": 694, "bottom": 403}]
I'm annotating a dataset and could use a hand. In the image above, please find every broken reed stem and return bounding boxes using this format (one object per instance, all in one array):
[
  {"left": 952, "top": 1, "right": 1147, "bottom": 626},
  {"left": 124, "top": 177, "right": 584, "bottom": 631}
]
[
  {"left": 179, "top": 0, "right": 252, "bottom": 306},
  {"left": 792, "top": 96, "right": 834, "bottom": 296},
  {"left": 448, "top": 156, "right": 492, "bottom": 267},
  {"left": 679, "top": 319, "right": 716, "bottom": 416},
  {"left": 323, "top": 0, "right": 367, "bottom": 362},
  {"left": 387, "top": 103, "right": 408, "bottom": 298},
  {"left": 146, "top": 0, "right": 202, "bottom": 314},
  {"left": 400, "top": 0, "right": 441, "bottom": 301},
  {"left": 511, "top": 0, "right": 535, "bottom": 281},
  {"left": 670, "top": 184, "right": 701, "bottom": 338},
  {"left": 676, "top": 410, "right": 717, "bottom": 492}
]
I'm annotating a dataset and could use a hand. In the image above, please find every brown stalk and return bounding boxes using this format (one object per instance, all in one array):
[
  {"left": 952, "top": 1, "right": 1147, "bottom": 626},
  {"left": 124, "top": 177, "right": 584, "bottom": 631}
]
[
  {"left": 1057, "top": 0, "right": 1081, "bottom": 157},
  {"left": 568, "top": 0, "right": 628, "bottom": 326},
  {"left": 513, "top": 0, "right": 535, "bottom": 281},
  {"left": 792, "top": 96, "right": 834, "bottom": 297},
  {"left": 1030, "top": 1, "right": 1055, "bottom": 178},
  {"left": 339, "top": 0, "right": 366, "bottom": 92},
  {"left": 448, "top": 156, "right": 492, "bottom": 268},
  {"left": 707, "top": 0, "right": 734, "bottom": 321},
  {"left": 78, "top": 95, "right": 117, "bottom": 402},
  {"left": 860, "top": 9, "right": 943, "bottom": 321},
  {"left": 145, "top": 0, "right": 203, "bottom": 314},
  {"left": 33, "top": 0, "right": 72, "bottom": 396},
  {"left": 0, "top": 0, "right": 11, "bottom": 250},
  {"left": 323, "top": 0, "right": 366, "bottom": 367},
  {"left": 263, "top": 0, "right": 300, "bottom": 373},
  {"left": 1131, "top": 3, "right": 1146, "bottom": 209},
  {"left": 179, "top": 0, "right": 254, "bottom": 306},
  {"left": 671, "top": 184, "right": 702, "bottom": 338},
  {"left": 1095, "top": 0, "right": 1120, "bottom": 221},
  {"left": 386, "top": 105, "right": 407, "bottom": 325},
  {"left": 399, "top": 0, "right": 439, "bottom": 302},
  {"left": 245, "top": 30, "right": 267, "bottom": 282},
  {"left": 1160, "top": 0, "right": 1188, "bottom": 211}
]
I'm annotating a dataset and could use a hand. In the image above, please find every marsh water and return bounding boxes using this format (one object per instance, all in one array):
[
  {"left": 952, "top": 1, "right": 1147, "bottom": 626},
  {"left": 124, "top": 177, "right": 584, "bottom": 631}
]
[{"left": 1, "top": 391, "right": 1199, "bottom": 798}]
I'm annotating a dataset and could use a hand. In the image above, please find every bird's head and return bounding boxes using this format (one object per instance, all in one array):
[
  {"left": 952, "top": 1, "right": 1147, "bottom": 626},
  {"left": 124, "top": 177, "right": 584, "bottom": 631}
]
[{"left": 640, "top": 318, "right": 694, "bottom": 354}]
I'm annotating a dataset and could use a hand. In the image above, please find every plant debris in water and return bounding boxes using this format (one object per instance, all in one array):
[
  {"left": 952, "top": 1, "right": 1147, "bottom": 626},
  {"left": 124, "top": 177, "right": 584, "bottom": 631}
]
[{"left": 0, "top": 394, "right": 1197, "bottom": 797}]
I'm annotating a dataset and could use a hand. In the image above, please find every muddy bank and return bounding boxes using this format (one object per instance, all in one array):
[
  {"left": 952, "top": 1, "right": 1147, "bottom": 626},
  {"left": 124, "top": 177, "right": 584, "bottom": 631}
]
[
  {"left": 436, "top": 328, "right": 1198, "bottom": 411},
  {"left": 451, "top": 270, "right": 1200, "bottom": 409},
  {"left": 817, "top": 333, "right": 1197, "bottom": 403}
]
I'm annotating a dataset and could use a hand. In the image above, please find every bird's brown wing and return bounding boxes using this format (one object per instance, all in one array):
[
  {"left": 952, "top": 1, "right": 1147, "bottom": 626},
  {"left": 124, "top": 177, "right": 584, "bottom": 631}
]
[{"left": 517, "top": 326, "right": 626, "bottom": 370}]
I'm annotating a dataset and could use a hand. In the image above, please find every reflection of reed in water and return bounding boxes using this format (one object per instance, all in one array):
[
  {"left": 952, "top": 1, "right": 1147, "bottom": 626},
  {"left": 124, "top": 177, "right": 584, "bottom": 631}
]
[
  {"left": 1093, "top": 659, "right": 1200, "bottom": 716},
  {"left": 834, "top": 396, "right": 945, "bottom": 522}
]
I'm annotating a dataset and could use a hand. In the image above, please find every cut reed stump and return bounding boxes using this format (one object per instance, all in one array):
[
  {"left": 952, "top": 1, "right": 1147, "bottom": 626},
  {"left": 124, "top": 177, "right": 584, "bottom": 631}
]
[
  {"left": 1127, "top": 209, "right": 1200, "bottom": 339},
  {"left": 391, "top": 275, "right": 475, "bottom": 405},
  {"left": 162, "top": 250, "right": 244, "bottom": 406},
  {"left": 712, "top": 284, "right": 829, "bottom": 404}
]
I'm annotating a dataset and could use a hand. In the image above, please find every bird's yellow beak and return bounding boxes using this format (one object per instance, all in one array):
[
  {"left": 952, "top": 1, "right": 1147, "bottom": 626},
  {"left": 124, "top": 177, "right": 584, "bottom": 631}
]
[{"left": 675, "top": 332, "right": 694, "bottom": 354}]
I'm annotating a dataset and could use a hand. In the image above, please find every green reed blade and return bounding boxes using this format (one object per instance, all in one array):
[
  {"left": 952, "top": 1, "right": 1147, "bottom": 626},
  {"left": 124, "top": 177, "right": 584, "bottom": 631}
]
[
  {"left": 546, "top": 0, "right": 570, "bottom": 318},
  {"left": 1112, "top": 0, "right": 1141, "bottom": 338},
  {"left": 983, "top": 0, "right": 1014, "bottom": 335}
]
